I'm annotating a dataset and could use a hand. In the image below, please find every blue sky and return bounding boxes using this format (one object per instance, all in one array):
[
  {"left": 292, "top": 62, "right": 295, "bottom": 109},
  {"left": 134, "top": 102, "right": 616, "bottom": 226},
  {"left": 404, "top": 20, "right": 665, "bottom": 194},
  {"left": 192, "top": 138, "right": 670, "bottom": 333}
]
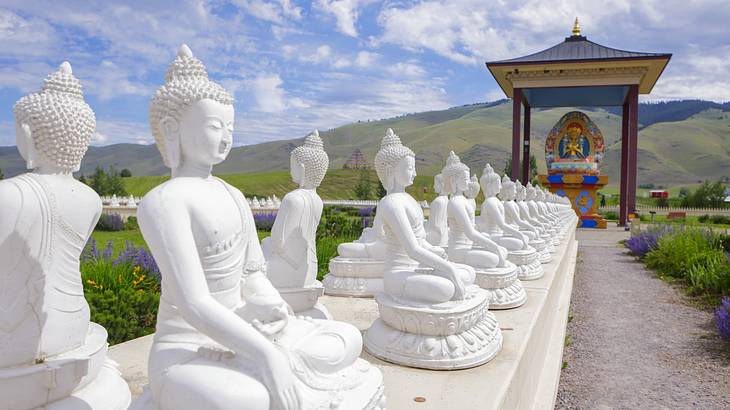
[{"left": 1, "top": 0, "right": 728, "bottom": 147}]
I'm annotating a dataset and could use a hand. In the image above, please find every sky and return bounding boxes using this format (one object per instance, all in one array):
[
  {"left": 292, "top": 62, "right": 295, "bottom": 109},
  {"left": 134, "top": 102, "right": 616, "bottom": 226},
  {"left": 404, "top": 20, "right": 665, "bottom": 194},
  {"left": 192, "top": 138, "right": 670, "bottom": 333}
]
[{"left": 1, "top": 0, "right": 729, "bottom": 147}]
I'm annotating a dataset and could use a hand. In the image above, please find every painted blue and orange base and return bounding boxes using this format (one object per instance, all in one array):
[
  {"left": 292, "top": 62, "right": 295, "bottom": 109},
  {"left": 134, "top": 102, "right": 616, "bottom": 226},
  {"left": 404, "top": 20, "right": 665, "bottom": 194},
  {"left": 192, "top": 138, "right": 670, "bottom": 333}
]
[{"left": 538, "top": 173, "right": 608, "bottom": 229}]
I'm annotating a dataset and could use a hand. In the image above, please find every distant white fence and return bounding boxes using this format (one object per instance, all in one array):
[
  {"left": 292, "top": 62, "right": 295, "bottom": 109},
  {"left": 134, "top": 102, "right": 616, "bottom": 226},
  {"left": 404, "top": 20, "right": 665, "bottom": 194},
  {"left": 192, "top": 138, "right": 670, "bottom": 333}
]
[
  {"left": 323, "top": 199, "right": 379, "bottom": 208},
  {"left": 599, "top": 205, "right": 730, "bottom": 216}
]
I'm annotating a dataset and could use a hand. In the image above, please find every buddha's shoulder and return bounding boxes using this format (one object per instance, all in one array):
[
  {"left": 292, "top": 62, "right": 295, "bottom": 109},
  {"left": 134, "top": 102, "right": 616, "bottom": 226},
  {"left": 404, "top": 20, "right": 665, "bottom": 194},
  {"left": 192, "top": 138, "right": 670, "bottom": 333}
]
[
  {"left": 138, "top": 179, "right": 199, "bottom": 211},
  {"left": 0, "top": 178, "right": 22, "bottom": 208}
]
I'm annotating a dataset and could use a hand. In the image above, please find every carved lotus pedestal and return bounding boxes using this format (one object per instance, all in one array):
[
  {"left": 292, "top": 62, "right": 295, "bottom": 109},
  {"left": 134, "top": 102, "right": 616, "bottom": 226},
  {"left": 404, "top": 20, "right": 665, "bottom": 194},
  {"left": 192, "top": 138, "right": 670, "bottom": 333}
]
[
  {"left": 507, "top": 247, "right": 544, "bottom": 281},
  {"left": 472, "top": 261, "right": 527, "bottom": 309},
  {"left": 0, "top": 323, "right": 131, "bottom": 410},
  {"left": 363, "top": 285, "right": 502, "bottom": 370},
  {"left": 277, "top": 281, "right": 332, "bottom": 319},
  {"left": 527, "top": 235, "right": 553, "bottom": 264},
  {"left": 323, "top": 257, "right": 385, "bottom": 297}
]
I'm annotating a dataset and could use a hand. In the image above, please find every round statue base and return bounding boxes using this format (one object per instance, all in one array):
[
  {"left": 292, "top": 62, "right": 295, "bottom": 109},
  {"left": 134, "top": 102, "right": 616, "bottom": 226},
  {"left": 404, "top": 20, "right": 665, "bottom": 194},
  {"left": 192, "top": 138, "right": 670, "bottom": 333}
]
[
  {"left": 323, "top": 257, "right": 384, "bottom": 297},
  {"left": 364, "top": 288, "right": 503, "bottom": 370},
  {"left": 277, "top": 282, "right": 332, "bottom": 319},
  {"left": 508, "top": 248, "right": 544, "bottom": 281},
  {"left": 473, "top": 262, "right": 527, "bottom": 310},
  {"left": 0, "top": 323, "right": 131, "bottom": 410}
]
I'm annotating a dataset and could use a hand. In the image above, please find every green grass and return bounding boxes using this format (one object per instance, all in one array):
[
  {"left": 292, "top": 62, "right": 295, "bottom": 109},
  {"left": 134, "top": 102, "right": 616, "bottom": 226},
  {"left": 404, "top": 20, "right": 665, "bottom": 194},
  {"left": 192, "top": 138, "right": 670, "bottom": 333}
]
[{"left": 123, "top": 169, "right": 441, "bottom": 202}]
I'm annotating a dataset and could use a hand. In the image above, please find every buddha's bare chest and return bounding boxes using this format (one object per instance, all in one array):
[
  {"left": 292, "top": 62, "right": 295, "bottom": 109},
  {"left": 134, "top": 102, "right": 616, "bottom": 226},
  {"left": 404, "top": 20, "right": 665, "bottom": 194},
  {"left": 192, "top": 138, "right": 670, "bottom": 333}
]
[{"left": 187, "top": 188, "right": 244, "bottom": 248}]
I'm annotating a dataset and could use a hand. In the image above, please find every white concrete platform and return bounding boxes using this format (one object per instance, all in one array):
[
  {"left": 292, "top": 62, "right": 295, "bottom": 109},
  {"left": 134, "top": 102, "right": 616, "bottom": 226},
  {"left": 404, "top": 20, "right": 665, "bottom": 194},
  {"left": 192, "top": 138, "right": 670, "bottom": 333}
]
[{"left": 110, "top": 228, "right": 578, "bottom": 409}]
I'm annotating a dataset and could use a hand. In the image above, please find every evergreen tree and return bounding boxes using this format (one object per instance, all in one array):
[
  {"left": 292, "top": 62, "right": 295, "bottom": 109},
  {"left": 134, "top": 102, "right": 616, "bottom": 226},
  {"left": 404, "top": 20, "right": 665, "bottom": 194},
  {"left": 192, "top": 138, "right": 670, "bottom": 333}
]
[
  {"left": 120, "top": 168, "right": 132, "bottom": 178},
  {"left": 353, "top": 169, "right": 372, "bottom": 199},
  {"left": 0, "top": 167, "right": 4, "bottom": 180},
  {"left": 88, "top": 165, "right": 128, "bottom": 196}
]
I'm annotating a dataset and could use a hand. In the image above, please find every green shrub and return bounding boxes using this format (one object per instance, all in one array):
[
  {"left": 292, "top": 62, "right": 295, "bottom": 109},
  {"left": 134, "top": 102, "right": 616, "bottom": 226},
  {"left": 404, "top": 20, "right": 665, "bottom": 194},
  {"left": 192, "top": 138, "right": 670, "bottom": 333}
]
[
  {"left": 86, "top": 288, "right": 159, "bottom": 345},
  {"left": 602, "top": 210, "right": 618, "bottom": 220},
  {"left": 644, "top": 228, "right": 730, "bottom": 296},
  {"left": 317, "top": 236, "right": 345, "bottom": 281}
]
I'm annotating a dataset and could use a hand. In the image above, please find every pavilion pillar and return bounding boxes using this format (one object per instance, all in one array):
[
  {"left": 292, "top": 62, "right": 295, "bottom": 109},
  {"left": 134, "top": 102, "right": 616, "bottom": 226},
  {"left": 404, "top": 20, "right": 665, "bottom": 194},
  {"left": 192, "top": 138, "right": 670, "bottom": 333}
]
[
  {"left": 628, "top": 84, "right": 639, "bottom": 217},
  {"left": 511, "top": 88, "right": 522, "bottom": 181},
  {"left": 522, "top": 103, "right": 531, "bottom": 183},
  {"left": 619, "top": 102, "right": 629, "bottom": 226}
]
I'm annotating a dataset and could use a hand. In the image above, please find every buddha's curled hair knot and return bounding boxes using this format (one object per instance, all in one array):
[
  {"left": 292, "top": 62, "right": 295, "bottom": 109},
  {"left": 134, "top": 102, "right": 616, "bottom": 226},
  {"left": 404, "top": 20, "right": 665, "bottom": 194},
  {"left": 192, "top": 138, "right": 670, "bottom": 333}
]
[
  {"left": 150, "top": 44, "right": 234, "bottom": 167},
  {"left": 374, "top": 128, "right": 414, "bottom": 185},
  {"left": 441, "top": 151, "right": 469, "bottom": 179},
  {"left": 291, "top": 130, "right": 329, "bottom": 187},
  {"left": 13, "top": 61, "right": 95, "bottom": 172}
]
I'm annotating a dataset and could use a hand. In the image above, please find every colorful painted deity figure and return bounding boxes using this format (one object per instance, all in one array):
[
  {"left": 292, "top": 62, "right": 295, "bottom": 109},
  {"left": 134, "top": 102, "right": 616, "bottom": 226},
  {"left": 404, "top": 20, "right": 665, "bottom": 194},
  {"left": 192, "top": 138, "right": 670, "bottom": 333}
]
[{"left": 561, "top": 124, "right": 589, "bottom": 159}]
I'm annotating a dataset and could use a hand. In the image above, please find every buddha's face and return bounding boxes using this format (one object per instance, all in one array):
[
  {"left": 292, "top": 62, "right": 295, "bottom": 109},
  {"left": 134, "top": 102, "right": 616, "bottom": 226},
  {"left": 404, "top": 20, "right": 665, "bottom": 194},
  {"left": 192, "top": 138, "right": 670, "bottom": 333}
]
[
  {"left": 466, "top": 181, "right": 480, "bottom": 199},
  {"left": 394, "top": 155, "right": 416, "bottom": 189},
  {"left": 178, "top": 99, "right": 234, "bottom": 167},
  {"left": 453, "top": 170, "right": 469, "bottom": 194},
  {"left": 506, "top": 184, "right": 516, "bottom": 199}
]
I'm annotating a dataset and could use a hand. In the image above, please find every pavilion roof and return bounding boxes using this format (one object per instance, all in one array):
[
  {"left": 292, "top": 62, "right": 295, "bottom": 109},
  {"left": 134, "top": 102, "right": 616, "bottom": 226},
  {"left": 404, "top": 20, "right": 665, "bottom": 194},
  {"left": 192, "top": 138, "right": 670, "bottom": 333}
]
[{"left": 486, "top": 19, "right": 671, "bottom": 102}]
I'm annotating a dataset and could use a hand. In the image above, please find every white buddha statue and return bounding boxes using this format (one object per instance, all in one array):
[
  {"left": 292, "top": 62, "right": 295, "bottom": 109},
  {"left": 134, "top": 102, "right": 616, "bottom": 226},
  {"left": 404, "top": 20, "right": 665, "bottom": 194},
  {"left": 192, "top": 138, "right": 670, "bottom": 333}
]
[
  {"left": 502, "top": 179, "right": 552, "bottom": 264},
  {"left": 465, "top": 174, "right": 479, "bottom": 212},
  {"left": 525, "top": 183, "right": 560, "bottom": 248},
  {"left": 363, "top": 135, "right": 502, "bottom": 369},
  {"left": 262, "top": 130, "right": 331, "bottom": 319},
  {"left": 424, "top": 173, "right": 448, "bottom": 248},
  {"left": 134, "top": 45, "right": 384, "bottom": 410},
  {"left": 110, "top": 193, "right": 120, "bottom": 207},
  {"left": 252, "top": 196, "right": 261, "bottom": 208},
  {"left": 128, "top": 194, "right": 138, "bottom": 208},
  {"left": 440, "top": 152, "right": 526, "bottom": 309},
  {"left": 517, "top": 181, "right": 556, "bottom": 255},
  {"left": 323, "top": 212, "right": 386, "bottom": 297},
  {"left": 477, "top": 166, "right": 544, "bottom": 281},
  {"left": 0, "top": 62, "right": 130, "bottom": 409}
]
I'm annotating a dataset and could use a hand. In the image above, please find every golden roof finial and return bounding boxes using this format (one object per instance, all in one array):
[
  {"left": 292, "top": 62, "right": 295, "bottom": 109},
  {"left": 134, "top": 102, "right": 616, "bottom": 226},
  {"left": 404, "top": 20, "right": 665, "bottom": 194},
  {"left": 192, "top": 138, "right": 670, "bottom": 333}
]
[{"left": 572, "top": 17, "right": 581, "bottom": 36}]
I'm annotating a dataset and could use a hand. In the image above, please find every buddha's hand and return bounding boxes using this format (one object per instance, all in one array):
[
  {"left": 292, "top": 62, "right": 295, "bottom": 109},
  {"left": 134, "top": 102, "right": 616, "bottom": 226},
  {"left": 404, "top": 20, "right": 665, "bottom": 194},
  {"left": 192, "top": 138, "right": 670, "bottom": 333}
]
[
  {"left": 252, "top": 304, "right": 290, "bottom": 337},
  {"left": 432, "top": 246, "right": 447, "bottom": 260},
  {"left": 521, "top": 233, "right": 530, "bottom": 249},
  {"left": 258, "top": 349, "right": 301, "bottom": 410},
  {"left": 497, "top": 246, "right": 508, "bottom": 266},
  {"left": 448, "top": 266, "right": 467, "bottom": 300}
]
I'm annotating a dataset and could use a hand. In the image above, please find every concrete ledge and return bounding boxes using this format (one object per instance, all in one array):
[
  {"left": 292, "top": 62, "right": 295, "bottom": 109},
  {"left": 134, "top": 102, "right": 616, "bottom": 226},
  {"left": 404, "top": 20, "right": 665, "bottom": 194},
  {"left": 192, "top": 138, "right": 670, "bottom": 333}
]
[{"left": 110, "top": 228, "right": 578, "bottom": 409}]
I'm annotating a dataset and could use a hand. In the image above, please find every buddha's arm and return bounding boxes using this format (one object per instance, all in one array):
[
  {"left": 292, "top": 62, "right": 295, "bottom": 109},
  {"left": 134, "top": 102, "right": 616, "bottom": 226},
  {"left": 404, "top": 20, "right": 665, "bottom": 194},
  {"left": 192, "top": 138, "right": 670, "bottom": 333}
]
[
  {"left": 0, "top": 182, "right": 21, "bottom": 246},
  {"left": 451, "top": 200, "right": 502, "bottom": 255},
  {"left": 509, "top": 205, "right": 539, "bottom": 233},
  {"left": 382, "top": 202, "right": 457, "bottom": 275},
  {"left": 268, "top": 195, "right": 301, "bottom": 268},
  {"left": 138, "top": 195, "right": 278, "bottom": 359},
  {"left": 494, "top": 206, "right": 527, "bottom": 244}
]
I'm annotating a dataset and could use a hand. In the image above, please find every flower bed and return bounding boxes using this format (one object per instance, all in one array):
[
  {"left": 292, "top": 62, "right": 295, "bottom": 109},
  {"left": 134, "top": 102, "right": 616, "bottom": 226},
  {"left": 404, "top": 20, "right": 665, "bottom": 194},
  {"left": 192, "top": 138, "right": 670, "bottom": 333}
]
[{"left": 625, "top": 225, "right": 730, "bottom": 341}]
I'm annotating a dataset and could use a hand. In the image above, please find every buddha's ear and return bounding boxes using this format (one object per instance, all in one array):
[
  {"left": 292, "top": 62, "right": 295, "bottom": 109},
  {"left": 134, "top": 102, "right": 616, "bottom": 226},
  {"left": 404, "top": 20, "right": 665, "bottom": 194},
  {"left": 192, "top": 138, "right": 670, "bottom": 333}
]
[
  {"left": 16, "top": 122, "right": 36, "bottom": 170},
  {"left": 160, "top": 116, "right": 180, "bottom": 168}
]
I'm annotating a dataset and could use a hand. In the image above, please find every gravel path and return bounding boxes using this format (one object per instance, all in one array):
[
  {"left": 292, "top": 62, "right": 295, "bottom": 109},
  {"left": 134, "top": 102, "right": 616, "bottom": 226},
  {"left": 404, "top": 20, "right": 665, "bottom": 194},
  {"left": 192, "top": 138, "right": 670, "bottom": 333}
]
[{"left": 556, "top": 228, "right": 730, "bottom": 410}]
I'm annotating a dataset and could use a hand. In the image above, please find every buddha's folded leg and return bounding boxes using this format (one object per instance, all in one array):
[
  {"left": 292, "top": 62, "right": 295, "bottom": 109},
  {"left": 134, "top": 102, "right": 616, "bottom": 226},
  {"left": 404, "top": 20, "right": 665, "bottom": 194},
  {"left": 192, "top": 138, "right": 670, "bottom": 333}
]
[
  {"left": 521, "top": 230, "right": 537, "bottom": 240},
  {"left": 384, "top": 269, "right": 455, "bottom": 304},
  {"left": 279, "top": 318, "right": 363, "bottom": 374},
  {"left": 464, "top": 249, "right": 500, "bottom": 269},
  {"left": 494, "top": 235, "right": 523, "bottom": 251},
  {"left": 149, "top": 344, "right": 269, "bottom": 410}
]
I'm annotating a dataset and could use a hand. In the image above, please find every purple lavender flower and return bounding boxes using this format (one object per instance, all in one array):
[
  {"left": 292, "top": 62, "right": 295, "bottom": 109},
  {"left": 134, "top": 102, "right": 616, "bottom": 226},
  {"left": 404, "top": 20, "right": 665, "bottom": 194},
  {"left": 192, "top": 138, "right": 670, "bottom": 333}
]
[
  {"left": 625, "top": 225, "right": 675, "bottom": 257},
  {"left": 358, "top": 207, "right": 375, "bottom": 218},
  {"left": 715, "top": 297, "right": 730, "bottom": 341},
  {"left": 82, "top": 238, "right": 100, "bottom": 261},
  {"left": 253, "top": 212, "right": 277, "bottom": 232},
  {"left": 102, "top": 240, "right": 114, "bottom": 261},
  {"left": 112, "top": 241, "right": 161, "bottom": 281}
]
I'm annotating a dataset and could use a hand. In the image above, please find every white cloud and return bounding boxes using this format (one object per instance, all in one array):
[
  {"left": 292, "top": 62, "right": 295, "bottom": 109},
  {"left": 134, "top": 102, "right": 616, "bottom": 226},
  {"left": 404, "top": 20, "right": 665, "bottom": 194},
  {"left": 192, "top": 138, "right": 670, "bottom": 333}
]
[
  {"left": 94, "top": 120, "right": 152, "bottom": 146},
  {"left": 249, "top": 74, "right": 287, "bottom": 113},
  {"left": 354, "top": 51, "right": 378, "bottom": 67},
  {"left": 387, "top": 61, "right": 426, "bottom": 78},
  {"left": 314, "top": 0, "right": 369, "bottom": 37}
]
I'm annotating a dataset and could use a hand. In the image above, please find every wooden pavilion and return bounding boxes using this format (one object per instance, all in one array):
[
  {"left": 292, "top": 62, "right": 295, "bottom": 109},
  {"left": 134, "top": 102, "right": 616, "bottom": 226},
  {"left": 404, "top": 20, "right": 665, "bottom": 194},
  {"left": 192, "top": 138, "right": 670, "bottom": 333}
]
[{"left": 486, "top": 18, "right": 671, "bottom": 226}]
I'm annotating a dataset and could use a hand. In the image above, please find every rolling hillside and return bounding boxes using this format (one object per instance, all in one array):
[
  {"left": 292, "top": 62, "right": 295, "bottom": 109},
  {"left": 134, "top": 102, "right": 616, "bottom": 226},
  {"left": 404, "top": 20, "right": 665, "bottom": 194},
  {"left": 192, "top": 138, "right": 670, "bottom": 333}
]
[{"left": 1, "top": 100, "right": 729, "bottom": 186}]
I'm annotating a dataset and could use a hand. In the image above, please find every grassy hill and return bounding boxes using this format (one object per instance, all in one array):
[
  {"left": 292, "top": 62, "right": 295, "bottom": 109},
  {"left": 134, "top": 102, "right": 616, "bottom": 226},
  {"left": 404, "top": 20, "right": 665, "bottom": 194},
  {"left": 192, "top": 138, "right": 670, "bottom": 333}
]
[
  {"left": 2, "top": 100, "right": 729, "bottom": 186},
  {"left": 123, "top": 169, "right": 437, "bottom": 202}
]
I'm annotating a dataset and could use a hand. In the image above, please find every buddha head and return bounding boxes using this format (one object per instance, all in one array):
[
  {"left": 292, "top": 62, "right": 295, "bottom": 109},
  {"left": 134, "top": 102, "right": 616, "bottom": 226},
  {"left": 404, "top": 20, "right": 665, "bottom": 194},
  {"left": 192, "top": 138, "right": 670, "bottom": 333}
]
[
  {"left": 433, "top": 173, "right": 445, "bottom": 196},
  {"left": 150, "top": 44, "right": 234, "bottom": 171},
  {"left": 465, "top": 175, "right": 480, "bottom": 200},
  {"left": 441, "top": 151, "right": 470, "bottom": 196},
  {"left": 374, "top": 128, "right": 416, "bottom": 192},
  {"left": 479, "top": 163, "right": 501, "bottom": 198},
  {"left": 290, "top": 130, "right": 329, "bottom": 189},
  {"left": 13, "top": 62, "right": 96, "bottom": 173},
  {"left": 498, "top": 175, "right": 517, "bottom": 201},
  {"left": 525, "top": 183, "right": 537, "bottom": 201},
  {"left": 515, "top": 180, "right": 525, "bottom": 201}
]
